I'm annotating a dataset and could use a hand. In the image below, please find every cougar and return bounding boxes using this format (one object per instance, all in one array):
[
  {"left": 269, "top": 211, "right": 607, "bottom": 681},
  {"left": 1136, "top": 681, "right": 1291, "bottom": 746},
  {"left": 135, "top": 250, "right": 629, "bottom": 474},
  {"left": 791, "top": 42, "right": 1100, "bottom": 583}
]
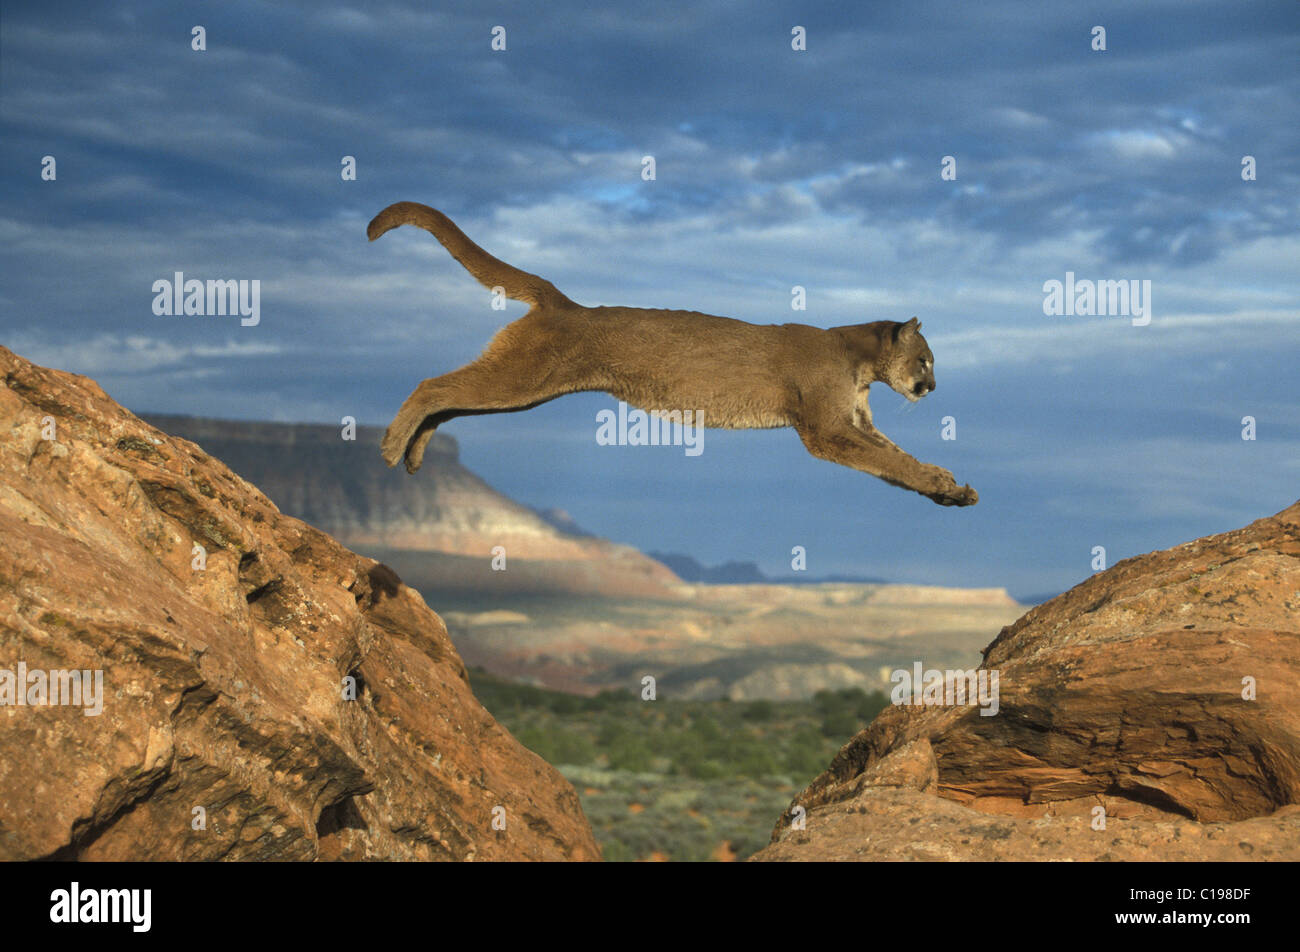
[{"left": 369, "top": 202, "right": 977, "bottom": 507}]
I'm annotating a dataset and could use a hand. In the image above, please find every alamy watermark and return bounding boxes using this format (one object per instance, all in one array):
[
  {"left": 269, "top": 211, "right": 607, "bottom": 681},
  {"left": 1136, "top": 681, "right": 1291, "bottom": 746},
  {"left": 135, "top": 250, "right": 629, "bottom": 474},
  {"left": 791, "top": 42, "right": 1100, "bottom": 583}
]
[
  {"left": 152, "top": 272, "right": 260, "bottom": 326},
  {"left": 890, "top": 662, "right": 1000, "bottom": 716},
  {"left": 1, "top": 662, "right": 104, "bottom": 716},
  {"left": 50, "top": 882, "right": 150, "bottom": 932},
  {"left": 1042, "top": 271, "right": 1151, "bottom": 326},
  {"left": 596, "top": 401, "right": 703, "bottom": 456}
]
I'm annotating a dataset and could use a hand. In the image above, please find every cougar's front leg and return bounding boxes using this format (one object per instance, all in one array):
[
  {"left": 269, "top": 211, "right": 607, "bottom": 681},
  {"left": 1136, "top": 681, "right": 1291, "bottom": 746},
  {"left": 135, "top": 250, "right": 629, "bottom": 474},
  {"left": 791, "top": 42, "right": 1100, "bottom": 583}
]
[{"left": 797, "top": 419, "right": 978, "bottom": 506}]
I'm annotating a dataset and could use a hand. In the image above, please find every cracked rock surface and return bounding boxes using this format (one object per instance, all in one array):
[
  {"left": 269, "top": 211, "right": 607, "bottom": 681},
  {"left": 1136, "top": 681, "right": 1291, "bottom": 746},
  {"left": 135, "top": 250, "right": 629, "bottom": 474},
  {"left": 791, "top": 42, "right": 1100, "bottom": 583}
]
[
  {"left": 0, "top": 346, "right": 599, "bottom": 861},
  {"left": 754, "top": 499, "right": 1300, "bottom": 860}
]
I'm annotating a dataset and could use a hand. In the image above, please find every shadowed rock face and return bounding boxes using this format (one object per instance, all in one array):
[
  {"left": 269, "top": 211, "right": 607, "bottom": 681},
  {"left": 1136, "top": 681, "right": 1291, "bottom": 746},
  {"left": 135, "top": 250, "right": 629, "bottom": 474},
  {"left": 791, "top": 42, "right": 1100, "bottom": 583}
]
[
  {"left": 754, "top": 501, "right": 1300, "bottom": 861},
  {"left": 0, "top": 347, "right": 598, "bottom": 861}
]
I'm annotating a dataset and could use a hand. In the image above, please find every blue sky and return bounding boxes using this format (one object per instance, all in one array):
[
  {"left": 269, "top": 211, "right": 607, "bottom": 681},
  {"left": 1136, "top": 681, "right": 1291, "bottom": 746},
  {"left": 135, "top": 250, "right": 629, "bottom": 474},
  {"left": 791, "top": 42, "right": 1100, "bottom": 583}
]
[{"left": 2, "top": 0, "right": 1297, "bottom": 598}]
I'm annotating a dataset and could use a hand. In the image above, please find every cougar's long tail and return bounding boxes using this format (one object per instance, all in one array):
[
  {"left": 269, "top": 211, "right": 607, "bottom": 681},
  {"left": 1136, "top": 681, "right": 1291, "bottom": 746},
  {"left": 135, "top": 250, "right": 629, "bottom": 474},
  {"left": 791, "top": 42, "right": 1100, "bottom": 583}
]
[{"left": 367, "top": 201, "right": 575, "bottom": 309}]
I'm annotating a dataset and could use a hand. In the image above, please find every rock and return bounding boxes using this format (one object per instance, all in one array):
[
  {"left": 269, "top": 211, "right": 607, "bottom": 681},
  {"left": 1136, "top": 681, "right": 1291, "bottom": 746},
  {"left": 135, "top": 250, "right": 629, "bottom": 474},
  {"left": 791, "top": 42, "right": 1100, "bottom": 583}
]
[
  {"left": 0, "top": 346, "right": 599, "bottom": 861},
  {"left": 753, "top": 500, "right": 1300, "bottom": 860}
]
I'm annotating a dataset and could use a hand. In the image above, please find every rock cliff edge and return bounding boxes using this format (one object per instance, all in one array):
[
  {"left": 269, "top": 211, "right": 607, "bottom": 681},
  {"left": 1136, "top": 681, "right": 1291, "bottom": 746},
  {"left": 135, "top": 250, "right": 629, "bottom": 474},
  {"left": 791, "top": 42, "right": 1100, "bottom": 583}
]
[
  {"left": 0, "top": 347, "right": 598, "bottom": 860},
  {"left": 755, "top": 500, "right": 1300, "bottom": 860}
]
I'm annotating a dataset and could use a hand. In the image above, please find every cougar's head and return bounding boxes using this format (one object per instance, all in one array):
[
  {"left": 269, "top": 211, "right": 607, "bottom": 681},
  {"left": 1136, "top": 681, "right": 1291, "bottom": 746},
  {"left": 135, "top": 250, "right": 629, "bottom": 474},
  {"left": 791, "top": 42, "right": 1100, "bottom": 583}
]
[{"left": 883, "top": 317, "right": 935, "bottom": 402}]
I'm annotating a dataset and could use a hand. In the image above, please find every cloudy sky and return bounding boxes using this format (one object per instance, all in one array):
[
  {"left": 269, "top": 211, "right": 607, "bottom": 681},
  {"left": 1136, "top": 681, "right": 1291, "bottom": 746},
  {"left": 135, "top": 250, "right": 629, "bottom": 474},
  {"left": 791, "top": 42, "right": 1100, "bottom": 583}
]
[{"left": 2, "top": 0, "right": 1297, "bottom": 599}]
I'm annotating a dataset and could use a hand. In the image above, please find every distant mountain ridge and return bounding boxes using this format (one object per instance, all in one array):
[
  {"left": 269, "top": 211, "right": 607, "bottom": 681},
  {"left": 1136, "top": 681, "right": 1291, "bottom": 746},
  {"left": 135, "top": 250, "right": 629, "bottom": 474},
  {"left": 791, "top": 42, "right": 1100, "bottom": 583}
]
[
  {"left": 647, "top": 552, "right": 767, "bottom": 584},
  {"left": 141, "top": 415, "right": 554, "bottom": 552},
  {"left": 648, "top": 551, "right": 888, "bottom": 586},
  {"left": 140, "top": 414, "right": 680, "bottom": 598}
]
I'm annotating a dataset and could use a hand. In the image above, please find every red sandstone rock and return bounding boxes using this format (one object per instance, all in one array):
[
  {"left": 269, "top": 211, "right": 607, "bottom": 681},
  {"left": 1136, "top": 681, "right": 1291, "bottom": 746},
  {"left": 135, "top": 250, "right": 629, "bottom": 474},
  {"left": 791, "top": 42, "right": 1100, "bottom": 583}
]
[
  {"left": 754, "top": 500, "right": 1300, "bottom": 860},
  {"left": 0, "top": 346, "right": 598, "bottom": 861}
]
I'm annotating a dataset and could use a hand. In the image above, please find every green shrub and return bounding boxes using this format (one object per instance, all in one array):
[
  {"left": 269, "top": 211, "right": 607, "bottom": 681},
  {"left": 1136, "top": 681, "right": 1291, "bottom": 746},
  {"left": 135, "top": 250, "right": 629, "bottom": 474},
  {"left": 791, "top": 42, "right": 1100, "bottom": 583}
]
[{"left": 742, "top": 699, "right": 776, "bottom": 721}]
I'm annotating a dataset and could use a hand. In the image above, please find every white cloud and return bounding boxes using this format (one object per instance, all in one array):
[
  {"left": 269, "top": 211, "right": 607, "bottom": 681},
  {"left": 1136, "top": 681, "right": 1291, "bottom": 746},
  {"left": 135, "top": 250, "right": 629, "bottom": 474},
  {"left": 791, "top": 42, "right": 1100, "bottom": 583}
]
[
  {"left": 990, "top": 107, "right": 1052, "bottom": 128},
  {"left": 7, "top": 333, "right": 282, "bottom": 378},
  {"left": 931, "top": 308, "right": 1300, "bottom": 370},
  {"left": 1086, "top": 129, "right": 1183, "bottom": 160}
]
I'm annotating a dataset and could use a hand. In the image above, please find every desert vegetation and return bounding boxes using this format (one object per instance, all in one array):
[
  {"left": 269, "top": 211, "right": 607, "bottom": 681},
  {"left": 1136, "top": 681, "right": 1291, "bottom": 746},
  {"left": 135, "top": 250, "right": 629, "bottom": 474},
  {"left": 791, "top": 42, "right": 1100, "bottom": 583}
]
[{"left": 470, "top": 667, "right": 889, "bottom": 861}]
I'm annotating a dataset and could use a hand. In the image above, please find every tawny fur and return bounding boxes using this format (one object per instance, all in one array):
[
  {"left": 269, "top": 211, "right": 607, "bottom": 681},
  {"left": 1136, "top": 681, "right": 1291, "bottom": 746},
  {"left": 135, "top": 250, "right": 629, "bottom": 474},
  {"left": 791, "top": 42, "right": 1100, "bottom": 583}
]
[{"left": 369, "top": 201, "right": 977, "bottom": 507}]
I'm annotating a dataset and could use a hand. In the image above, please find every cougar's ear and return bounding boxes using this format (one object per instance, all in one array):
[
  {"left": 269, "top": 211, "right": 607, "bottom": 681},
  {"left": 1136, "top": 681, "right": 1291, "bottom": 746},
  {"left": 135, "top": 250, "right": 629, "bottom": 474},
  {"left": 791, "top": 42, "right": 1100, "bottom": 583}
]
[{"left": 893, "top": 316, "right": 921, "bottom": 342}]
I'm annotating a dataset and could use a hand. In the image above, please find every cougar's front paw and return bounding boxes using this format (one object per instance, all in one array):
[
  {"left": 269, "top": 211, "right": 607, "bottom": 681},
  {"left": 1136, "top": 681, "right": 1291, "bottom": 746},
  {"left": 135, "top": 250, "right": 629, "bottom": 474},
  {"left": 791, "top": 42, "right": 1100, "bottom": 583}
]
[
  {"left": 919, "top": 463, "right": 955, "bottom": 493},
  {"left": 929, "top": 483, "right": 978, "bottom": 507},
  {"left": 949, "top": 483, "right": 978, "bottom": 506},
  {"left": 918, "top": 463, "right": 977, "bottom": 507}
]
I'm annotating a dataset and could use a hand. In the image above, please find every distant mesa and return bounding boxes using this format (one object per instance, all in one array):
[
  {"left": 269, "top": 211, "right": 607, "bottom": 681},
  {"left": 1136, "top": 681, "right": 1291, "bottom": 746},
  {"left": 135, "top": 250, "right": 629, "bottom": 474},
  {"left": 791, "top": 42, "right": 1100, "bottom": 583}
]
[{"left": 141, "top": 413, "right": 682, "bottom": 600}]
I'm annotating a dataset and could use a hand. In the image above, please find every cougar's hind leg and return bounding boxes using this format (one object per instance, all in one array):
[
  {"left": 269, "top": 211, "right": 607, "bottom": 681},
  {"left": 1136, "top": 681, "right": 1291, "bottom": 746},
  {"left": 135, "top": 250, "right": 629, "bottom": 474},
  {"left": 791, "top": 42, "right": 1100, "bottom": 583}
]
[{"left": 382, "top": 349, "right": 579, "bottom": 472}]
